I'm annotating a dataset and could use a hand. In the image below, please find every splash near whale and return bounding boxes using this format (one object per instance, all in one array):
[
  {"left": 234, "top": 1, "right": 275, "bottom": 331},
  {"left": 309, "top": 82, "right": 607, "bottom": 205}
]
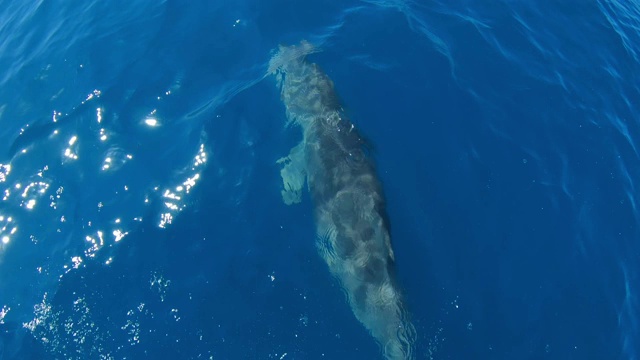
[{"left": 269, "top": 41, "right": 416, "bottom": 359}]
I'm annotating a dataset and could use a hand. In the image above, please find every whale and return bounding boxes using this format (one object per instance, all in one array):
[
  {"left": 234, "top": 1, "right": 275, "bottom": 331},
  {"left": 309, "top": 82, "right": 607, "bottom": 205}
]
[{"left": 269, "top": 41, "right": 416, "bottom": 360}]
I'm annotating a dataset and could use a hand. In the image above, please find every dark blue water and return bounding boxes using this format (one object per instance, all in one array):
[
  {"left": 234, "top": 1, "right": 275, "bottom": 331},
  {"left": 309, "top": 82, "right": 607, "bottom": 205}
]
[{"left": 0, "top": 1, "right": 638, "bottom": 359}]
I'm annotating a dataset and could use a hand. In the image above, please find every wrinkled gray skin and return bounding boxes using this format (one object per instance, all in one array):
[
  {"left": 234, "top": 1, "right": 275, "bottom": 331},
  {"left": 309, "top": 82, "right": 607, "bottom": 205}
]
[{"left": 270, "top": 41, "right": 415, "bottom": 360}]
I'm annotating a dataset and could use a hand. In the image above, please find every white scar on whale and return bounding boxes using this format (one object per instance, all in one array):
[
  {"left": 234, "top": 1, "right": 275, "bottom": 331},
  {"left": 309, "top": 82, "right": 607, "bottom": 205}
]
[{"left": 268, "top": 41, "right": 416, "bottom": 360}]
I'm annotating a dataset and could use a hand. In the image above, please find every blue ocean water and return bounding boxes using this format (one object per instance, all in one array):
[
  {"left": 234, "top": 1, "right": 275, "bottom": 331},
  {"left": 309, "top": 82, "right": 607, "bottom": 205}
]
[{"left": 0, "top": 0, "right": 638, "bottom": 359}]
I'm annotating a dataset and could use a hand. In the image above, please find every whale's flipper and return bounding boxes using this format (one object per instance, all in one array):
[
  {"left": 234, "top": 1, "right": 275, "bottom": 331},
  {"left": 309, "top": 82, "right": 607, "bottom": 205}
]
[{"left": 276, "top": 140, "right": 307, "bottom": 205}]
